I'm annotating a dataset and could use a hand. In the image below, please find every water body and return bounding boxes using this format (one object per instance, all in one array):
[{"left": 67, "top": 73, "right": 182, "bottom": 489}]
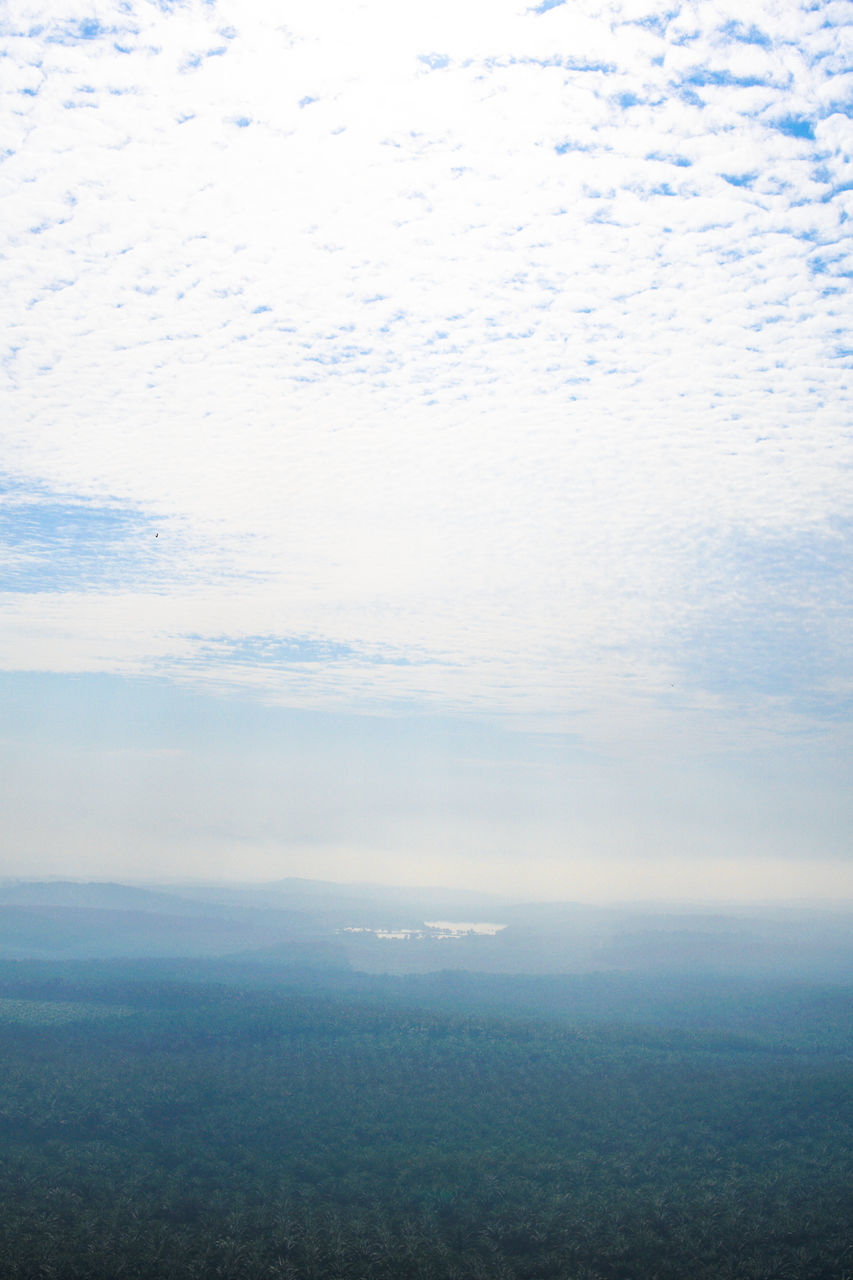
[{"left": 342, "top": 921, "right": 506, "bottom": 941}]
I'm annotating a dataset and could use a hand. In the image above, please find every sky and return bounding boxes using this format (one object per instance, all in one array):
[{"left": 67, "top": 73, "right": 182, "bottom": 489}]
[{"left": 1, "top": 0, "right": 851, "bottom": 902}]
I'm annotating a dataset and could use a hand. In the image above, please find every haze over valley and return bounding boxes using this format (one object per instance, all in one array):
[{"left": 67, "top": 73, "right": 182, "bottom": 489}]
[{"left": 2, "top": 0, "right": 851, "bottom": 1274}]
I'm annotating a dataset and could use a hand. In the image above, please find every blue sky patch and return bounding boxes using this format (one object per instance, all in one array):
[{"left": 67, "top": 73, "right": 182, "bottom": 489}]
[
  {"left": 188, "top": 634, "right": 426, "bottom": 670},
  {"left": 647, "top": 151, "right": 692, "bottom": 167},
  {"left": 418, "top": 53, "right": 449, "bottom": 70},
  {"left": 75, "top": 17, "right": 101, "bottom": 40},
  {"left": 774, "top": 115, "right": 815, "bottom": 140},
  {"left": 677, "top": 523, "right": 852, "bottom": 702},
  {"left": 0, "top": 489, "right": 162, "bottom": 593},
  {"left": 45, "top": 17, "right": 108, "bottom": 44},
  {"left": 196, "top": 635, "right": 357, "bottom": 665},
  {"left": 684, "top": 69, "right": 766, "bottom": 89},
  {"left": 721, "top": 20, "right": 771, "bottom": 47},
  {"left": 555, "top": 140, "right": 595, "bottom": 155}
]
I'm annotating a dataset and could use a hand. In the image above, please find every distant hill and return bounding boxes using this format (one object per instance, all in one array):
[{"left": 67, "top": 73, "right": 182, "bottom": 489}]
[
  {"left": 0, "top": 877, "right": 849, "bottom": 979},
  {"left": 148, "top": 877, "right": 510, "bottom": 930},
  {"left": 0, "top": 903, "right": 347, "bottom": 964},
  {"left": 0, "top": 880, "right": 235, "bottom": 916}
]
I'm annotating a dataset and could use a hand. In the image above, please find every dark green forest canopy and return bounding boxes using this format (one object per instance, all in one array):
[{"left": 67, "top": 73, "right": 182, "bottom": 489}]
[{"left": 0, "top": 962, "right": 851, "bottom": 1280}]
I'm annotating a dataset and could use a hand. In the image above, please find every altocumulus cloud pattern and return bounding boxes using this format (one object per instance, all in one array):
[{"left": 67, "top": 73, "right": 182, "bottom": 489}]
[{"left": 1, "top": 0, "right": 851, "bottom": 748}]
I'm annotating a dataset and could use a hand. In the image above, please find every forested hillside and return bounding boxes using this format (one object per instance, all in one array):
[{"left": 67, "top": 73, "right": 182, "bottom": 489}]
[{"left": 1, "top": 962, "right": 850, "bottom": 1279}]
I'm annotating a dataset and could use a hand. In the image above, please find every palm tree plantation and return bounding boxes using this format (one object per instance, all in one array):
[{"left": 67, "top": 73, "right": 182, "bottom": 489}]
[{"left": 1, "top": 942, "right": 851, "bottom": 1279}]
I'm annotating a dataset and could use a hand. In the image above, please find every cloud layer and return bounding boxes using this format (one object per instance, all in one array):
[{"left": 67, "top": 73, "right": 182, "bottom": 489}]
[{"left": 2, "top": 0, "right": 851, "bottom": 746}]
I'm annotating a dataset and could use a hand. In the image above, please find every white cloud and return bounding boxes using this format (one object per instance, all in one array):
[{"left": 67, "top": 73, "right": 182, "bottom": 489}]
[{"left": 1, "top": 0, "right": 851, "bottom": 749}]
